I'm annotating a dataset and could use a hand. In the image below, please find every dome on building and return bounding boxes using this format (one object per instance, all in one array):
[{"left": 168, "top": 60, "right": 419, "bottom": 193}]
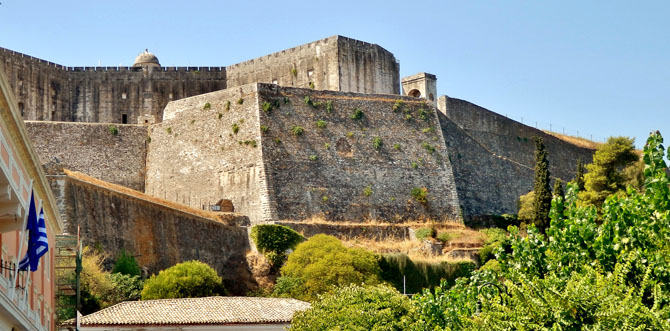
[{"left": 133, "top": 49, "right": 160, "bottom": 67}]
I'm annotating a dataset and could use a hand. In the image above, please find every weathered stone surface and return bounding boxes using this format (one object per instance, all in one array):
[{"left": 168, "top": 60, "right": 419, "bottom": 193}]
[
  {"left": 25, "top": 121, "right": 148, "bottom": 190},
  {"left": 437, "top": 96, "right": 595, "bottom": 224},
  {"left": 147, "top": 83, "right": 462, "bottom": 224},
  {"left": 63, "top": 170, "right": 255, "bottom": 294}
]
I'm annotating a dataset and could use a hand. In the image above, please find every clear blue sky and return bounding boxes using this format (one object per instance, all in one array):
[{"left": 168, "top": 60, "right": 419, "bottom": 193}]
[{"left": 1, "top": 1, "right": 667, "bottom": 149}]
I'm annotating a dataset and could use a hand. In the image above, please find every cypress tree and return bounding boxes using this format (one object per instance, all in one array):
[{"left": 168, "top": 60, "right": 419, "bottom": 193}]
[
  {"left": 532, "top": 137, "right": 552, "bottom": 231},
  {"left": 553, "top": 179, "right": 565, "bottom": 218},
  {"left": 575, "top": 159, "right": 586, "bottom": 191}
]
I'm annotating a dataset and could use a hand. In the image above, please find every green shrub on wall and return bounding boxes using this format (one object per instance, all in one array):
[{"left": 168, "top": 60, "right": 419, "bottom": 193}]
[
  {"left": 108, "top": 125, "right": 119, "bottom": 136},
  {"left": 291, "top": 126, "right": 305, "bottom": 137},
  {"left": 414, "top": 227, "right": 436, "bottom": 240},
  {"left": 350, "top": 108, "right": 364, "bottom": 120},
  {"left": 141, "top": 261, "right": 225, "bottom": 300},
  {"left": 112, "top": 250, "right": 141, "bottom": 276}
]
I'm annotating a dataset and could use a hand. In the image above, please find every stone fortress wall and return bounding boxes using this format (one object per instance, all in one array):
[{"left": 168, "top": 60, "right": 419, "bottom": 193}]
[
  {"left": 437, "top": 96, "right": 594, "bottom": 222},
  {"left": 147, "top": 83, "right": 461, "bottom": 224},
  {"left": 0, "top": 36, "right": 398, "bottom": 125}
]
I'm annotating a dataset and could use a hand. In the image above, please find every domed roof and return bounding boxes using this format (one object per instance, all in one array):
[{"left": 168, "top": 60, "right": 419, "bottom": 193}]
[{"left": 133, "top": 49, "right": 160, "bottom": 67}]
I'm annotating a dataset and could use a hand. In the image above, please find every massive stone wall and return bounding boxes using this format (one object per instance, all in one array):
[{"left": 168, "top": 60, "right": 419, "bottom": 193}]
[
  {"left": 258, "top": 84, "right": 459, "bottom": 223},
  {"left": 148, "top": 83, "right": 461, "bottom": 224},
  {"left": 24, "top": 121, "right": 148, "bottom": 190},
  {"left": 63, "top": 170, "right": 254, "bottom": 294},
  {"left": 337, "top": 36, "right": 400, "bottom": 95},
  {"left": 225, "top": 36, "right": 341, "bottom": 92},
  {"left": 146, "top": 84, "right": 276, "bottom": 224},
  {"left": 437, "top": 96, "right": 595, "bottom": 223},
  {"left": 0, "top": 47, "right": 226, "bottom": 124}
]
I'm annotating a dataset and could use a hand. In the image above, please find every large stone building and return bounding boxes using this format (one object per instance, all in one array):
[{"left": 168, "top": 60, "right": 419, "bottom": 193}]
[{"left": 0, "top": 36, "right": 594, "bottom": 287}]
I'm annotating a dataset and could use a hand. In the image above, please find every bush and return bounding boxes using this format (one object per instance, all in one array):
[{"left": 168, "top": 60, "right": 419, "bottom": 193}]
[
  {"left": 436, "top": 232, "right": 451, "bottom": 243},
  {"left": 309, "top": 154, "right": 318, "bottom": 161},
  {"left": 277, "top": 234, "right": 380, "bottom": 301},
  {"left": 411, "top": 187, "right": 428, "bottom": 203},
  {"left": 291, "top": 284, "right": 415, "bottom": 331},
  {"left": 108, "top": 125, "right": 119, "bottom": 136},
  {"left": 363, "top": 185, "right": 373, "bottom": 197},
  {"left": 315, "top": 120, "right": 327, "bottom": 129},
  {"left": 109, "top": 273, "right": 143, "bottom": 302},
  {"left": 517, "top": 191, "right": 535, "bottom": 221},
  {"left": 203, "top": 102, "right": 211, "bottom": 110},
  {"left": 237, "top": 98, "right": 243, "bottom": 105},
  {"left": 414, "top": 227, "right": 436, "bottom": 240},
  {"left": 112, "top": 249, "right": 141, "bottom": 276},
  {"left": 291, "top": 126, "right": 304, "bottom": 137},
  {"left": 350, "top": 108, "right": 363, "bottom": 120},
  {"left": 325, "top": 101, "right": 333, "bottom": 112},
  {"left": 251, "top": 224, "right": 304, "bottom": 268},
  {"left": 262, "top": 101, "right": 272, "bottom": 112},
  {"left": 392, "top": 100, "right": 405, "bottom": 112},
  {"left": 372, "top": 137, "right": 383, "bottom": 150},
  {"left": 225, "top": 100, "right": 231, "bottom": 111},
  {"left": 422, "top": 142, "right": 436, "bottom": 154},
  {"left": 141, "top": 261, "right": 225, "bottom": 300},
  {"left": 231, "top": 123, "right": 239, "bottom": 134}
]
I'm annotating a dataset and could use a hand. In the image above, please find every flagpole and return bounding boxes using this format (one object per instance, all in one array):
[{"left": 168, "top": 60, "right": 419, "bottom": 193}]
[
  {"left": 19, "top": 198, "right": 42, "bottom": 311},
  {"left": 11, "top": 180, "right": 33, "bottom": 301}
]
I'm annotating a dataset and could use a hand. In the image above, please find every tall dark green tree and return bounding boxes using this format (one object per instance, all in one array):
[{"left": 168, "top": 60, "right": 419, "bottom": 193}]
[
  {"left": 553, "top": 179, "right": 565, "bottom": 217},
  {"left": 575, "top": 159, "right": 585, "bottom": 191},
  {"left": 532, "top": 137, "right": 552, "bottom": 231}
]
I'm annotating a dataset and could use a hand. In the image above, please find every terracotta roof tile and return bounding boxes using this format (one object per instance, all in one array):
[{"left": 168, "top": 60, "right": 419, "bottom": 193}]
[{"left": 75, "top": 296, "right": 310, "bottom": 326}]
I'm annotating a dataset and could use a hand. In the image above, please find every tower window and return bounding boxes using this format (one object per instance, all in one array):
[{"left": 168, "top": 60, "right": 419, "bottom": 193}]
[
  {"left": 122, "top": 114, "right": 128, "bottom": 124},
  {"left": 121, "top": 92, "right": 127, "bottom": 99},
  {"left": 408, "top": 89, "right": 421, "bottom": 98}
]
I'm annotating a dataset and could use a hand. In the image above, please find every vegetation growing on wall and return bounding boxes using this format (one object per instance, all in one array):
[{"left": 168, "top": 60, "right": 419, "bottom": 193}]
[
  {"left": 250, "top": 224, "right": 304, "bottom": 269},
  {"left": 141, "top": 261, "right": 225, "bottom": 300}
]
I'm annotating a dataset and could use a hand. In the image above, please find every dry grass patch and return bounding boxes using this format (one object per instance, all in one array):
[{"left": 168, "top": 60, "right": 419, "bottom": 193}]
[{"left": 543, "top": 130, "right": 601, "bottom": 149}]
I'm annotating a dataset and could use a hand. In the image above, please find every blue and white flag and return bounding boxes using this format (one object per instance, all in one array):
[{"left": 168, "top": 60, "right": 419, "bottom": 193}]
[{"left": 18, "top": 194, "right": 48, "bottom": 272}]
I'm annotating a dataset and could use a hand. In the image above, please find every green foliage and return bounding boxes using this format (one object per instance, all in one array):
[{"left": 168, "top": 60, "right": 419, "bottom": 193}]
[
  {"left": 291, "top": 284, "right": 416, "bottom": 331},
  {"left": 291, "top": 68, "right": 298, "bottom": 77},
  {"left": 324, "top": 143, "right": 330, "bottom": 150},
  {"left": 350, "top": 108, "right": 363, "bottom": 120},
  {"left": 346, "top": 131, "right": 354, "bottom": 138},
  {"left": 303, "top": 96, "right": 312, "bottom": 105},
  {"left": 553, "top": 179, "right": 565, "bottom": 216},
  {"left": 112, "top": 249, "right": 141, "bottom": 276},
  {"left": 517, "top": 190, "right": 534, "bottom": 221},
  {"left": 325, "top": 100, "right": 333, "bottom": 112},
  {"left": 478, "top": 228, "right": 507, "bottom": 265},
  {"left": 203, "top": 102, "right": 211, "bottom": 110},
  {"left": 418, "top": 108, "right": 429, "bottom": 120},
  {"left": 372, "top": 136, "right": 383, "bottom": 150},
  {"left": 575, "top": 158, "right": 586, "bottom": 191},
  {"left": 414, "top": 227, "right": 436, "bottom": 240},
  {"left": 623, "top": 158, "right": 645, "bottom": 190},
  {"left": 411, "top": 187, "right": 428, "bottom": 204},
  {"left": 274, "top": 138, "right": 282, "bottom": 144},
  {"left": 109, "top": 273, "right": 144, "bottom": 302},
  {"left": 231, "top": 123, "right": 239, "bottom": 134},
  {"left": 262, "top": 101, "right": 272, "bottom": 112},
  {"left": 237, "top": 97, "right": 243, "bottom": 105},
  {"left": 436, "top": 232, "right": 451, "bottom": 243},
  {"left": 291, "top": 125, "right": 304, "bottom": 136},
  {"left": 141, "top": 261, "right": 225, "bottom": 300},
  {"left": 309, "top": 154, "right": 318, "bottom": 161},
  {"left": 108, "top": 125, "right": 119, "bottom": 136},
  {"left": 422, "top": 127, "right": 434, "bottom": 133},
  {"left": 217, "top": 113, "right": 223, "bottom": 119},
  {"left": 309, "top": 81, "right": 315, "bottom": 89},
  {"left": 378, "top": 253, "right": 475, "bottom": 295},
  {"left": 405, "top": 114, "right": 412, "bottom": 121},
  {"left": 532, "top": 137, "right": 552, "bottom": 231},
  {"left": 363, "top": 185, "right": 373, "bottom": 197},
  {"left": 422, "top": 142, "right": 435, "bottom": 154},
  {"left": 250, "top": 224, "right": 304, "bottom": 268},
  {"left": 393, "top": 143, "right": 401, "bottom": 150},
  {"left": 225, "top": 100, "right": 231, "bottom": 111},
  {"left": 277, "top": 234, "right": 381, "bottom": 301},
  {"left": 260, "top": 125, "right": 269, "bottom": 133},
  {"left": 315, "top": 119, "right": 327, "bottom": 129},
  {"left": 579, "top": 136, "right": 638, "bottom": 206},
  {"left": 411, "top": 162, "right": 419, "bottom": 169},
  {"left": 392, "top": 100, "right": 405, "bottom": 112}
]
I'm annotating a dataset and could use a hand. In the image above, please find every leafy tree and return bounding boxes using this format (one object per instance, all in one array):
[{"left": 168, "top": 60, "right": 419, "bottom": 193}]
[
  {"left": 408, "top": 131, "right": 670, "bottom": 330},
  {"left": 552, "top": 179, "right": 565, "bottom": 216},
  {"left": 623, "top": 158, "right": 645, "bottom": 190},
  {"left": 290, "top": 284, "right": 415, "bottom": 331},
  {"left": 112, "top": 249, "right": 141, "bottom": 276},
  {"left": 516, "top": 190, "right": 534, "bottom": 222},
  {"left": 250, "top": 224, "right": 304, "bottom": 269},
  {"left": 141, "top": 260, "right": 225, "bottom": 300},
  {"left": 532, "top": 137, "right": 552, "bottom": 231},
  {"left": 109, "top": 273, "right": 144, "bottom": 302},
  {"left": 579, "top": 136, "right": 638, "bottom": 206},
  {"left": 276, "top": 234, "right": 380, "bottom": 301}
]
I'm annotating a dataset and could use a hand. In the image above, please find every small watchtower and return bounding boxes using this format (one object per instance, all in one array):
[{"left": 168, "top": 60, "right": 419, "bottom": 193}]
[{"left": 401, "top": 73, "right": 437, "bottom": 105}]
